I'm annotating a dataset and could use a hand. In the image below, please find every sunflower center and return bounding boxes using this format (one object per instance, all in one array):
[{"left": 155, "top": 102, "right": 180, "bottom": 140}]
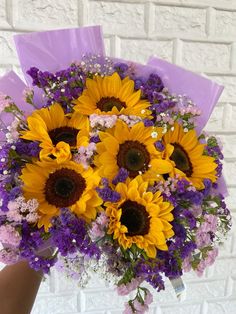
[
  {"left": 117, "top": 141, "right": 150, "bottom": 178},
  {"left": 170, "top": 143, "right": 193, "bottom": 176},
  {"left": 49, "top": 127, "right": 79, "bottom": 146},
  {"left": 45, "top": 168, "right": 86, "bottom": 207},
  {"left": 120, "top": 200, "right": 150, "bottom": 236},
  {"left": 96, "top": 97, "right": 126, "bottom": 112}
]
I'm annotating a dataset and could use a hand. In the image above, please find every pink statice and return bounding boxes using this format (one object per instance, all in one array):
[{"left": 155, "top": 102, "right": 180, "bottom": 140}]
[
  {"left": 89, "top": 212, "right": 108, "bottom": 240},
  {"left": 0, "top": 247, "right": 19, "bottom": 264},
  {"left": 189, "top": 204, "right": 202, "bottom": 217},
  {"left": 201, "top": 214, "right": 218, "bottom": 233},
  {"left": 117, "top": 277, "right": 144, "bottom": 296},
  {"left": 0, "top": 225, "right": 21, "bottom": 247},
  {"left": 0, "top": 92, "right": 11, "bottom": 113},
  {"left": 7, "top": 196, "right": 39, "bottom": 223},
  {"left": 123, "top": 290, "right": 153, "bottom": 314},
  {"left": 196, "top": 247, "right": 219, "bottom": 276},
  {"left": 119, "top": 115, "right": 142, "bottom": 127},
  {"left": 195, "top": 215, "right": 218, "bottom": 248},
  {"left": 89, "top": 114, "right": 117, "bottom": 128},
  {"left": 74, "top": 142, "right": 96, "bottom": 169}
]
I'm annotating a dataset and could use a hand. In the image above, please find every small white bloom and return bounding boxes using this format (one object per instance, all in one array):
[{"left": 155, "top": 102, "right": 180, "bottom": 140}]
[
  {"left": 184, "top": 128, "right": 188, "bottom": 132},
  {"left": 151, "top": 131, "right": 158, "bottom": 138}
]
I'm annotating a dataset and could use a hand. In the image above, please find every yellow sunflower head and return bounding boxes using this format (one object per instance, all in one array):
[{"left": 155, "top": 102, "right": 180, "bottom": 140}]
[
  {"left": 73, "top": 72, "right": 151, "bottom": 118},
  {"left": 105, "top": 176, "right": 174, "bottom": 258},
  {"left": 20, "top": 103, "right": 89, "bottom": 162},
  {"left": 162, "top": 123, "right": 217, "bottom": 189},
  {"left": 95, "top": 120, "right": 173, "bottom": 182},
  {"left": 20, "top": 159, "right": 102, "bottom": 230}
]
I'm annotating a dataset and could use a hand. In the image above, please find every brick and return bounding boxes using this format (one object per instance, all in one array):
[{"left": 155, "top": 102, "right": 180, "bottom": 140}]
[
  {"left": 223, "top": 161, "right": 236, "bottom": 186},
  {"left": 0, "top": 0, "right": 10, "bottom": 28},
  {"left": 205, "top": 105, "right": 224, "bottom": 132},
  {"left": 215, "top": 10, "right": 236, "bottom": 37},
  {"left": 0, "top": 31, "right": 17, "bottom": 64},
  {"left": 207, "top": 298, "right": 236, "bottom": 314},
  {"left": 221, "top": 135, "right": 236, "bottom": 159},
  {"left": 154, "top": 6, "right": 207, "bottom": 37},
  {"left": 81, "top": 289, "right": 127, "bottom": 311},
  {"left": 207, "top": 257, "right": 236, "bottom": 279},
  {"left": 120, "top": 39, "right": 173, "bottom": 64},
  {"left": 88, "top": 1, "right": 146, "bottom": 37},
  {"left": 226, "top": 187, "right": 236, "bottom": 211},
  {"left": 32, "top": 294, "right": 78, "bottom": 314},
  {"left": 162, "top": 302, "right": 202, "bottom": 314},
  {"left": 12, "top": 0, "right": 78, "bottom": 30},
  {"left": 181, "top": 41, "right": 231, "bottom": 71},
  {"left": 207, "top": 75, "right": 236, "bottom": 102}
]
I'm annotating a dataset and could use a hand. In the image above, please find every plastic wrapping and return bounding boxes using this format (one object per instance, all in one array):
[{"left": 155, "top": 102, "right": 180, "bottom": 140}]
[
  {"left": 13, "top": 26, "right": 105, "bottom": 107},
  {"left": 147, "top": 56, "right": 227, "bottom": 196},
  {"left": 0, "top": 71, "right": 30, "bottom": 142},
  {"left": 14, "top": 26, "right": 105, "bottom": 84},
  {"left": 148, "top": 56, "right": 224, "bottom": 132}
]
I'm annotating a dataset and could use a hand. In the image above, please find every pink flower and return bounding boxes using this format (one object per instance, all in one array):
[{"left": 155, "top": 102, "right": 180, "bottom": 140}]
[
  {"left": 0, "top": 225, "right": 21, "bottom": 247},
  {"left": 0, "top": 92, "right": 11, "bottom": 113},
  {"left": 123, "top": 303, "right": 134, "bottom": 314},
  {"left": 117, "top": 277, "right": 144, "bottom": 296},
  {"left": 0, "top": 248, "right": 19, "bottom": 265}
]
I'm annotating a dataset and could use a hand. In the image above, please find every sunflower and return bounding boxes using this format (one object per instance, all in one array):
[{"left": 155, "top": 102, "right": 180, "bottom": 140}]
[
  {"left": 73, "top": 72, "right": 151, "bottom": 117},
  {"left": 162, "top": 123, "right": 217, "bottom": 189},
  {"left": 95, "top": 120, "right": 173, "bottom": 181},
  {"left": 21, "top": 103, "right": 89, "bottom": 162},
  {"left": 20, "top": 160, "right": 102, "bottom": 230},
  {"left": 105, "top": 176, "right": 174, "bottom": 258}
]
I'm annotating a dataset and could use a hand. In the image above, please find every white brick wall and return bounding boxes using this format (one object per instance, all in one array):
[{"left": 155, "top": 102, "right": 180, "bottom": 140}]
[{"left": 0, "top": 0, "right": 236, "bottom": 313}]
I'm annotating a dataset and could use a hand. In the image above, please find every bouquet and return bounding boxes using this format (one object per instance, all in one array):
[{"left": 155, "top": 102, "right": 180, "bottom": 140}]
[{"left": 0, "top": 26, "right": 232, "bottom": 313}]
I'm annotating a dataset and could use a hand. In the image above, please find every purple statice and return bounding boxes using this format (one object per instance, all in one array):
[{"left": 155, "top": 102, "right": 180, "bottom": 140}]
[
  {"left": 114, "top": 62, "right": 129, "bottom": 79},
  {"left": 176, "top": 179, "right": 190, "bottom": 194},
  {"left": 0, "top": 186, "right": 9, "bottom": 212},
  {"left": 134, "top": 77, "right": 146, "bottom": 90},
  {"left": 90, "top": 135, "right": 100, "bottom": 143},
  {"left": 15, "top": 139, "right": 40, "bottom": 158},
  {"left": 18, "top": 221, "right": 56, "bottom": 274},
  {"left": 201, "top": 179, "right": 212, "bottom": 197},
  {"left": 8, "top": 186, "right": 22, "bottom": 201},
  {"left": 96, "top": 186, "right": 121, "bottom": 202},
  {"left": 141, "top": 74, "right": 165, "bottom": 104},
  {"left": 183, "top": 190, "right": 203, "bottom": 206},
  {"left": 27, "top": 64, "right": 86, "bottom": 109},
  {"left": 112, "top": 168, "right": 129, "bottom": 185},
  {"left": 154, "top": 140, "right": 165, "bottom": 152},
  {"left": 50, "top": 208, "right": 100, "bottom": 259},
  {"left": 143, "top": 118, "right": 154, "bottom": 127},
  {"left": 0, "top": 143, "right": 12, "bottom": 174},
  {"left": 135, "top": 260, "right": 165, "bottom": 292}
]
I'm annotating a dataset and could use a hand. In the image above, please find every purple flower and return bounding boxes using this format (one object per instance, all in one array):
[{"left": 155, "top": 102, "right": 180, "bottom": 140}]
[
  {"left": 15, "top": 140, "right": 40, "bottom": 157},
  {"left": 50, "top": 208, "right": 100, "bottom": 259},
  {"left": 112, "top": 168, "right": 129, "bottom": 185},
  {"left": 96, "top": 186, "right": 121, "bottom": 202}
]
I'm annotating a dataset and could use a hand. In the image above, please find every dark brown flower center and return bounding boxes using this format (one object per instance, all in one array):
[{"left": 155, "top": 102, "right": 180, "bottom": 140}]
[
  {"left": 96, "top": 97, "right": 126, "bottom": 112},
  {"left": 45, "top": 168, "right": 86, "bottom": 207},
  {"left": 170, "top": 143, "right": 193, "bottom": 177},
  {"left": 120, "top": 200, "right": 150, "bottom": 236},
  {"left": 49, "top": 127, "right": 79, "bottom": 146},
  {"left": 117, "top": 141, "right": 150, "bottom": 178}
]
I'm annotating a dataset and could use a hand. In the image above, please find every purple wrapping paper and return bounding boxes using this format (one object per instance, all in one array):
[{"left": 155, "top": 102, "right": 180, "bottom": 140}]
[
  {"left": 148, "top": 56, "right": 227, "bottom": 196},
  {"left": 148, "top": 56, "right": 224, "bottom": 132},
  {"left": 14, "top": 26, "right": 105, "bottom": 85},
  {"left": 0, "top": 71, "right": 31, "bottom": 142},
  {"left": 13, "top": 26, "right": 105, "bottom": 107}
]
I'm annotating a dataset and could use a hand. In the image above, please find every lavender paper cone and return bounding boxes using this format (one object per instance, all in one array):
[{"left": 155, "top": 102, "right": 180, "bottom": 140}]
[
  {"left": 148, "top": 57, "right": 227, "bottom": 196},
  {"left": 0, "top": 71, "right": 32, "bottom": 142},
  {"left": 148, "top": 57, "right": 224, "bottom": 132},
  {"left": 14, "top": 26, "right": 105, "bottom": 85}
]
